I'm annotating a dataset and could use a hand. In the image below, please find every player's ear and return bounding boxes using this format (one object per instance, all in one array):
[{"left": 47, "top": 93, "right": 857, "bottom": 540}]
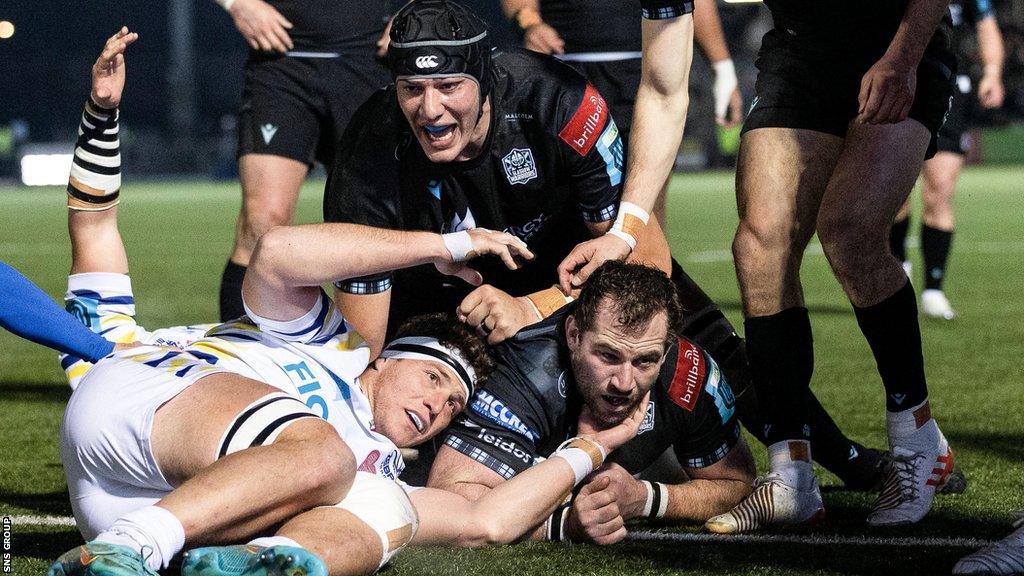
[{"left": 565, "top": 315, "right": 581, "bottom": 351}]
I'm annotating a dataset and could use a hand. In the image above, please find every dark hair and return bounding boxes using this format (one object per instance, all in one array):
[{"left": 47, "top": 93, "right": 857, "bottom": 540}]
[
  {"left": 393, "top": 313, "right": 496, "bottom": 387},
  {"left": 571, "top": 261, "right": 681, "bottom": 343}
]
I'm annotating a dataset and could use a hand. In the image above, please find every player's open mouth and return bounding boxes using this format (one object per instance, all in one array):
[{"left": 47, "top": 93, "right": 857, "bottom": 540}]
[
  {"left": 422, "top": 124, "right": 456, "bottom": 144},
  {"left": 406, "top": 409, "right": 425, "bottom": 433},
  {"left": 602, "top": 394, "right": 630, "bottom": 408}
]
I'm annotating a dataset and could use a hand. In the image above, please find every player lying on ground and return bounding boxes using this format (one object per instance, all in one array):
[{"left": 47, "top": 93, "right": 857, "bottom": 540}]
[
  {"left": 428, "top": 261, "right": 756, "bottom": 544},
  {"left": 328, "top": 0, "right": 892, "bottom": 494},
  {"left": 49, "top": 28, "right": 647, "bottom": 576}
]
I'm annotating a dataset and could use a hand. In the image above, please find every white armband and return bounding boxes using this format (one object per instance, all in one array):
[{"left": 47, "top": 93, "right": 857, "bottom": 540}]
[
  {"left": 442, "top": 230, "right": 476, "bottom": 262},
  {"left": 215, "top": 0, "right": 236, "bottom": 11}
]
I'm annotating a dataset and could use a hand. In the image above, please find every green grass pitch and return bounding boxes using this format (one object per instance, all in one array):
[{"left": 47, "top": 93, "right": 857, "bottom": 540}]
[{"left": 1, "top": 166, "right": 1022, "bottom": 575}]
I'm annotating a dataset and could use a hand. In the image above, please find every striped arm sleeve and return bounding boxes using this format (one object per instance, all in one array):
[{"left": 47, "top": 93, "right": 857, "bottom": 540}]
[{"left": 67, "top": 99, "right": 121, "bottom": 211}]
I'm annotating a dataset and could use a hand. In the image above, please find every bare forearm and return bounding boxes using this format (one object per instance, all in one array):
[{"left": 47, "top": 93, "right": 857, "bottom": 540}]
[
  {"left": 977, "top": 18, "right": 1005, "bottom": 77},
  {"left": 692, "top": 0, "right": 729, "bottom": 63},
  {"left": 501, "top": 0, "right": 538, "bottom": 18},
  {"left": 883, "top": 0, "right": 950, "bottom": 67},
  {"left": 662, "top": 478, "right": 751, "bottom": 521},
  {"left": 621, "top": 17, "right": 694, "bottom": 215}
]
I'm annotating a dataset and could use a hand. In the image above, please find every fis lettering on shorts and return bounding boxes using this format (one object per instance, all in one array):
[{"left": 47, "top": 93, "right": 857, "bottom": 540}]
[
  {"left": 471, "top": 390, "right": 539, "bottom": 440},
  {"left": 501, "top": 148, "right": 538, "bottom": 185},
  {"left": 668, "top": 340, "right": 708, "bottom": 412},
  {"left": 559, "top": 84, "right": 609, "bottom": 156}
]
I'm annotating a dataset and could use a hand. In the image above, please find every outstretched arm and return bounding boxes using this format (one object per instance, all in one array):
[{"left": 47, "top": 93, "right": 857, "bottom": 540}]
[
  {"left": 411, "top": 395, "right": 649, "bottom": 548},
  {"left": 243, "top": 226, "right": 533, "bottom": 322}
]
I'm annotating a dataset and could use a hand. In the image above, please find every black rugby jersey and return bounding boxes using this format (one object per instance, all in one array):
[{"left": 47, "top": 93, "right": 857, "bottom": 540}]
[
  {"left": 443, "top": 306, "right": 742, "bottom": 480},
  {"left": 323, "top": 49, "right": 624, "bottom": 331},
  {"left": 540, "top": 0, "right": 641, "bottom": 53},
  {"left": 268, "top": 0, "right": 392, "bottom": 52}
]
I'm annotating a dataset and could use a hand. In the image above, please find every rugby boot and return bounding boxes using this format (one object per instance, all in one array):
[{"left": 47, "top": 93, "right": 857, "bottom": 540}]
[
  {"left": 48, "top": 542, "right": 157, "bottom": 576},
  {"left": 867, "top": 419, "right": 954, "bottom": 526},
  {"left": 705, "top": 472, "right": 825, "bottom": 534},
  {"left": 954, "top": 522, "right": 1024, "bottom": 575},
  {"left": 921, "top": 289, "right": 956, "bottom": 320},
  {"left": 182, "top": 544, "right": 327, "bottom": 576}
]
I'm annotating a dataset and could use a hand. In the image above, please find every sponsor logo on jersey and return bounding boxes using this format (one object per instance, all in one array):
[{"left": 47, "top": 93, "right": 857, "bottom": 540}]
[
  {"left": 557, "top": 371, "right": 568, "bottom": 398},
  {"left": 471, "top": 390, "right": 539, "bottom": 440},
  {"left": 415, "top": 55, "right": 439, "bottom": 69},
  {"left": 504, "top": 112, "right": 534, "bottom": 122},
  {"left": 667, "top": 339, "right": 707, "bottom": 412},
  {"left": 501, "top": 147, "right": 539, "bottom": 185},
  {"left": 476, "top": 428, "right": 532, "bottom": 464},
  {"left": 638, "top": 400, "right": 655, "bottom": 435},
  {"left": 504, "top": 212, "right": 547, "bottom": 242},
  {"left": 260, "top": 123, "right": 278, "bottom": 145},
  {"left": 559, "top": 84, "right": 608, "bottom": 156}
]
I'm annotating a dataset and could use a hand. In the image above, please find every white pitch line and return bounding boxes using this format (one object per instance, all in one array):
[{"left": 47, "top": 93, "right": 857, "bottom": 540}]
[
  {"left": 629, "top": 529, "right": 994, "bottom": 549},
  {"left": 7, "top": 515, "right": 77, "bottom": 527},
  {"left": 686, "top": 240, "right": 1024, "bottom": 264}
]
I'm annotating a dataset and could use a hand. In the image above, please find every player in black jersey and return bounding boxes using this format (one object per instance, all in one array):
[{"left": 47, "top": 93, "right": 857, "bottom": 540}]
[
  {"left": 890, "top": 0, "right": 1005, "bottom": 321},
  {"left": 501, "top": 0, "right": 743, "bottom": 225},
  {"left": 324, "top": 0, "right": 891, "bottom": 493},
  {"left": 561, "top": 0, "right": 958, "bottom": 533},
  {"left": 429, "top": 262, "right": 755, "bottom": 543},
  {"left": 214, "top": 0, "right": 393, "bottom": 321}
]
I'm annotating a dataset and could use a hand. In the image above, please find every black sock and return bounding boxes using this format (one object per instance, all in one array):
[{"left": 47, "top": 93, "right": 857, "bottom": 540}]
[
  {"left": 890, "top": 216, "right": 910, "bottom": 262},
  {"left": 853, "top": 280, "right": 928, "bottom": 412},
  {"left": 921, "top": 224, "right": 953, "bottom": 291},
  {"left": 744, "top": 307, "right": 814, "bottom": 444},
  {"left": 219, "top": 260, "right": 247, "bottom": 322}
]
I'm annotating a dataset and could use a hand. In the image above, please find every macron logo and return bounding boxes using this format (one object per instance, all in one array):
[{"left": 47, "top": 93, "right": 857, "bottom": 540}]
[
  {"left": 260, "top": 124, "right": 279, "bottom": 145},
  {"left": 415, "top": 55, "right": 439, "bottom": 69}
]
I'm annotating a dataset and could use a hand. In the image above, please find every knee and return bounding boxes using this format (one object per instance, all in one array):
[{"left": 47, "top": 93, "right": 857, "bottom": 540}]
[
  {"left": 732, "top": 218, "right": 798, "bottom": 278},
  {"left": 239, "top": 206, "right": 292, "bottom": 240},
  {"left": 333, "top": 472, "right": 418, "bottom": 569},
  {"left": 290, "top": 424, "right": 357, "bottom": 505}
]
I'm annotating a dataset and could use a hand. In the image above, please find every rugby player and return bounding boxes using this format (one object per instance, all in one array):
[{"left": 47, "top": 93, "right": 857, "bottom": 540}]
[
  {"left": 50, "top": 29, "right": 644, "bottom": 576},
  {"left": 214, "top": 0, "right": 393, "bottom": 321},
  {"left": 562, "top": 0, "right": 959, "bottom": 532},
  {"left": 324, "top": 0, "right": 890, "bottom": 492},
  {"left": 954, "top": 513, "right": 1024, "bottom": 575},
  {"left": 428, "top": 261, "right": 756, "bottom": 543},
  {"left": 890, "top": 0, "right": 1005, "bottom": 320}
]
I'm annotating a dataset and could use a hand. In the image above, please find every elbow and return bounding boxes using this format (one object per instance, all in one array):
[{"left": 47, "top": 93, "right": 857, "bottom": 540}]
[
  {"left": 248, "top": 226, "right": 292, "bottom": 285},
  {"left": 459, "top": 516, "right": 516, "bottom": 549}
]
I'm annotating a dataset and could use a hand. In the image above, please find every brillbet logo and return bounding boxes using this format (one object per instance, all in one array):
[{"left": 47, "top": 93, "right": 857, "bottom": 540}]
[{"left": 501, "top": 148, "right": 538, "bottom": 185}]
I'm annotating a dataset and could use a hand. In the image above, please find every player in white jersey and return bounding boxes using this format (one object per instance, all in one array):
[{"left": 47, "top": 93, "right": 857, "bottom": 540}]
[{"left": 51, "top": 29, "right": 648, "bottom": 576}]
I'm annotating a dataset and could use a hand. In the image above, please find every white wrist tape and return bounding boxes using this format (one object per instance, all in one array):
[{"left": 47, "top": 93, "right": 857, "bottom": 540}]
[
  {"left": 607, "top": 202, "right": 650, "bottom": 251},
  {"left": 712, "top": 58, "right": 738, "bottom": 120},
  {"left": 441, "top": 230, "right": 475, "bottom": 262},
  {"left": 215, "top": 0, "right": 236, "bottom": 10},
  {"left": 554, "top": 437, "right": 607, "bottom": 485},
  {"left": 641, "top": 481, "right": 669, "bottom": 519}
]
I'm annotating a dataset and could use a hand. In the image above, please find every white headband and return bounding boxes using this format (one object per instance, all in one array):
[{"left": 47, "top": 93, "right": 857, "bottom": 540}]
[{"left": 379, "top": 336, "right": 477, "bottom": 398}]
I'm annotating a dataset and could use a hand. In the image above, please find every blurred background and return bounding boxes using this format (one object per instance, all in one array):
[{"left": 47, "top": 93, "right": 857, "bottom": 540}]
[{"left": 1, "top": 0, "right": 1023, "bottom": 182}]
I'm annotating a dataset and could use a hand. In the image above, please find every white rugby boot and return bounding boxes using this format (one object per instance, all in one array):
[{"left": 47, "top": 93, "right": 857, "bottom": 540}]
[
  {"left": 868, "top": 416, "right": 953, "bottom": 526},
  {"left": 953, "top": 520, "right": 1024, "bottom": 575},
  {"left": 705, "top": 472, "right": 825, "bottom": 534},
  {"left": 921, "top": 289, "right": 956, "bottom": 320}
]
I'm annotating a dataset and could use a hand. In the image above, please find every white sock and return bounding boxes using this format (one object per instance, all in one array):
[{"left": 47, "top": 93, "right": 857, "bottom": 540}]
[
  {"left": 248, "top": 536, "right": 303, "bottom": 549},
  {"left": 887, "top": 398, "right": 931, "bottom": 442},
  {"left": 95, "top": 506, "right": 185, "bottom": 571},
  {"left": 768, "top": 440, "right": 814, "bottom": 488}
]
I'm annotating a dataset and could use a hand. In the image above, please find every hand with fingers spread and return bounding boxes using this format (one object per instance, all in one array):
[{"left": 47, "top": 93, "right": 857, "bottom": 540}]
[
  {"left": 557, "top": 234, "right": 631, "bottom": 293},
  {"left": 91, "top": 27, "right": 139, "bottom": 109},
  {"left": 227, "top": 0, "right": 294, "bottom": 53},
  {"left": 857, "top": 56, "right": 916, "bottom": 125},
  {"left": 457, "top": 285, "right": 541, "bottom": 344},
  {"left": 434, "top": 228, "right": 535, "bottom": 286}
]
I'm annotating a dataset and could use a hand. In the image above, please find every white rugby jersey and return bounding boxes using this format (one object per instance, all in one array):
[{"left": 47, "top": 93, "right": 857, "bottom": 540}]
[{"left": 62, "top": 274, "right": 404, "bottom": 480}]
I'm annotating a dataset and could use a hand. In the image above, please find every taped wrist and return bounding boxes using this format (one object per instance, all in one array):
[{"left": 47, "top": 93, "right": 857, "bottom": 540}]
[
  {"left": 68, "top": 99, "right": 121, "bottom": 211},
  {"left": 607, "top": 202, "right": 649, "bottom": 250},
  {"left": 553, "top": 437, "right": 607, "bottom": 485},
  {"left": 526, "top": 286, "right": 574, "bottom": 319},
  {"left": 215, "top": 0, "right": 236, "bottom": 11},
  {"left": 641, "top": 481, "right": 669, "bottom": 519},
  {"left": 442, "top": 230, "right": 476, "bottom": 262}
]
